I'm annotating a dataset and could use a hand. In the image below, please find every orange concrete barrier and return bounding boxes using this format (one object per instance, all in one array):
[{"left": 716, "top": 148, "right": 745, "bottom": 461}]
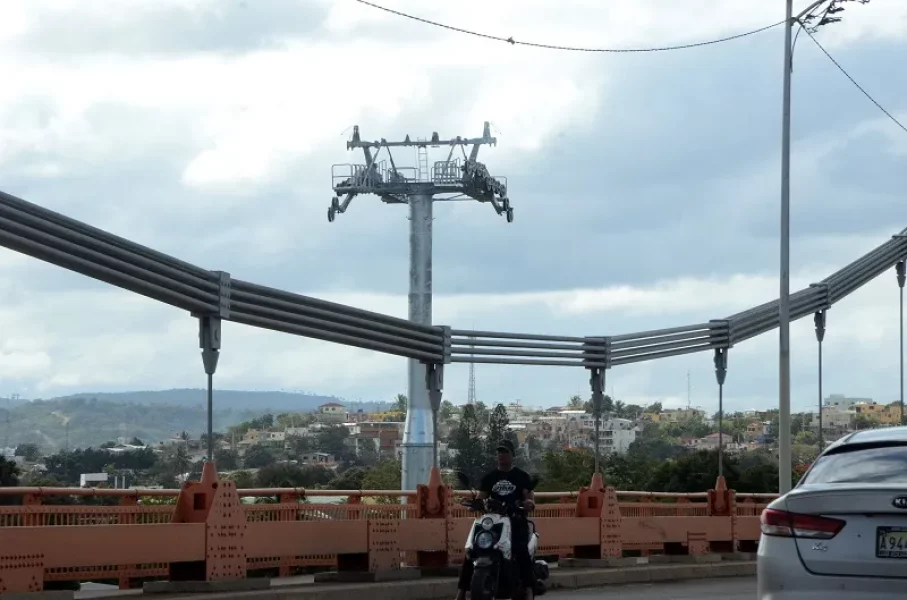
[{"left": 0, "top": 466, "right": 778, "bottom": 594}]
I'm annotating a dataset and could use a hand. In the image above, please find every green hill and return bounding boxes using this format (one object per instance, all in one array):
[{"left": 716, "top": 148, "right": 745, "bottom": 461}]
[
  {"left": 0, "top": 397, "right": 259, "bottom": 453},
  {"left": 0, "top": 390, "right": 394, "bottom": 454}
]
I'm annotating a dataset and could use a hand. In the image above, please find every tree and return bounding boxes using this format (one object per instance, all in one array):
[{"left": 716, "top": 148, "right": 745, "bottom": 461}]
[
  {"left": 853, "top": 414, "right": 876, "bottom": 430},
  {"left": 646, "top": 450, "right": 746, "bottom": 493},
  {"left": 275, "top": 412, "right": 314, "bottom": 429},
  {"left": 287, "top": 435, "right": 315, "bottom": 457},
  {"left": 393, "top": 394, "right": 407, "bottom": 413},
  {"left": 227, "top": 470, "right": 256, "bottom": 488},
  {"left": 439, "top": 400, "right": 455, "bottom": 422},
  {"left": 0, "top": 457, "right": 20, "bottom": 506},
  {"left": 14, "top": 443, "right": 41, "bottom": 462},
  {"left": 243, "top": 445, "right": 277, "bottom": 469},
  {"left": 0, "top": 457, "right": 19, "bottom": 487},
  {"left": 451, "top": 404, "right": 486, "bottom": 486},
  {"left": 794, "top": 430, "right": 817, "bottom": 446},
  {"left": 645, "top": 402, "right": 663, "bottom": 414},
  {"left": 214, "top": 449, "right": 239, "bottom": 470},
  {"left": 316, "top": 425, "right": 355, "bottom": 465},
  {"left": 255, "top": 464, "right": 332, "bottom": 488},
  {"left": 613, "top": 399, "right": 625, "bottom": 417},
  {"left": 352, "top": 438, "right": 380, "bottom": 468},
  {"left": 472, "top": 402, "right": 490, "bottom": 428},
  {"left": 537, "top": 448, "right": 594, "bottom": 493},
  {"left": 603, "top": 452, "right": 656, "bottom": 491},
  {"left": 327, "top": 467, "right": 368, "bottom": 490},
  {"left": 623, "top": 404, "right": 645, "bottom": 419},
  {"left": 567, "top": 395, "right": 583, "bottom": 409},
  {"left": 362, "top": 459, "right": 401, "bottom": 503},
  {"left": 166, "top": 445, "right": 193, "bottom": 475},
  {"left": 486, "top": 404, "right": 513, "bottom": 454}
]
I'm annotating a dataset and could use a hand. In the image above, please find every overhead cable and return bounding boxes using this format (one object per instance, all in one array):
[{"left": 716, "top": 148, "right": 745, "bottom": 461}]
[{"left": 353, "top": 0, "right": 784, "bottom": 53}]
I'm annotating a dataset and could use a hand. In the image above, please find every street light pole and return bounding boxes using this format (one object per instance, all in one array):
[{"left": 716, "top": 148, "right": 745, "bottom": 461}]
[
  {"left": 778, "top": 0, "right": 842, "bottom": 495},
  {"left": 778, "top": 0, "right": 795, "bottom": 495}
]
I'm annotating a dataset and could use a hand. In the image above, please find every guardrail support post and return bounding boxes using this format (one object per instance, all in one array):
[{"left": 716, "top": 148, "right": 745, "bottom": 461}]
[
  {"left": 897, "top": 261, "right": 905, "bottom": 425},
  {"left": 583, "top": 337, "right": 610, "bottom": 478},
  {"left": 713, "top": 348, "right": 728, "bottom": 482},
  {"left": 424, "top": 362, "right": 444, "bottom": 469},
  {"left": 814, "top": 309, "right": 826, "bottom": 451},
  {"left": 194, "top": 270, "right": 230, "bottom": 465},
  {"left": 589, "top": 366, "right": 606, "bottom": 477}
]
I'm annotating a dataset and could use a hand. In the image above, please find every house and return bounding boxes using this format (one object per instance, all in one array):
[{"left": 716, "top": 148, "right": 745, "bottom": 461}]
[
  {"left": 316, "top": 402, "right": 348, "bottom": 423},
  {"left": 697, "top": 433, "right": 734, "bottom": 450}
]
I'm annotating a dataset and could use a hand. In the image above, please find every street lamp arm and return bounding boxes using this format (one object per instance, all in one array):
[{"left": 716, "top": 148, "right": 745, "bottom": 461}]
[{"left": 796, "top": 0, "right": 832, "bottom": 22}]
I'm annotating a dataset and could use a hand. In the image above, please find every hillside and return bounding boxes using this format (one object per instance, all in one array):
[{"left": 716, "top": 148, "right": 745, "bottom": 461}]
[
  {"left": 47, "top": 389, "right": 346, "bottom": 412},
  {"left": 0, "top": 390, "right": 393, "bottom": 453}
]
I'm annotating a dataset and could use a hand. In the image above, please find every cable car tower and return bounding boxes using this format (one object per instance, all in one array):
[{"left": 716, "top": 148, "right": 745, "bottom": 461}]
[{"left": 328, "top": 121, "right": 513, "bottom": 491}]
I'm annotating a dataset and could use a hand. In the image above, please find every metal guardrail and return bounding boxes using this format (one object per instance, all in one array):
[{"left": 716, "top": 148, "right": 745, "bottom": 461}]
[
  {"left": 0, "top": 189, "right": 905, "bottom": 372},
  {"left": 453, "top": 234, "right": 907, "bottom": 367},
  {"left": 0, "top": 190, "right": 445, "bottom": 361}
]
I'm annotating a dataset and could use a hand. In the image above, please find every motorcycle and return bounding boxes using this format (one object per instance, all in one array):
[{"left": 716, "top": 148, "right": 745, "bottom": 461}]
[{"left": 456, "top": 472, "right": 550, "bottom": 600}]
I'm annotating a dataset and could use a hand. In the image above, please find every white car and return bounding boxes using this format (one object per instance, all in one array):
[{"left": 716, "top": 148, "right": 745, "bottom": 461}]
[{"left": 758, "top": 426, "right": 907, "bottom": 599}]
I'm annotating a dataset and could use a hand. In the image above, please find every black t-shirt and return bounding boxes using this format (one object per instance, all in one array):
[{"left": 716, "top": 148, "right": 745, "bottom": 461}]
[{"left": 479, "top": 467, "right": 533, "bottom": 505}]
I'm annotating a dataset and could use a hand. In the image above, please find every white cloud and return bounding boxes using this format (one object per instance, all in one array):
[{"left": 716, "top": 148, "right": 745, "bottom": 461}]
[
  {"left": 0, "top": 0, "right": 903, "bottom": 416},
  {"left": 2, "top": 0, "right": 899, "bottom": 191}
]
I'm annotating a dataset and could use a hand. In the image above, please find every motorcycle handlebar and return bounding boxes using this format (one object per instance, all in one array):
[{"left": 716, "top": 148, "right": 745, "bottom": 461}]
[{"left": 459, "top": 497, "right": 532, "bottom": 514}]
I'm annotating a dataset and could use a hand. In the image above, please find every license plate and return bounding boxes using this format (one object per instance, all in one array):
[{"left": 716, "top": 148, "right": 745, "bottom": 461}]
[{"left": 877, "top": 527, "right": 907, "bottom": 558}]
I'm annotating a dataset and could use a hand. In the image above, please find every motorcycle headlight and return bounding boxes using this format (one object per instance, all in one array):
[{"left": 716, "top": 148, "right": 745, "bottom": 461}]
[
  {"left": 476, "top": 531, "right": 494, "bottom": 549},
  {"left": 481, "top": 517, "right": 494, "bottom": 530}
]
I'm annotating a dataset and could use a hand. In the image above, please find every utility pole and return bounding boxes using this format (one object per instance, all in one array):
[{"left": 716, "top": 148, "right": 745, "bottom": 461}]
[{"left": 328, "top": 122, "right": 512, "bottom": 491}]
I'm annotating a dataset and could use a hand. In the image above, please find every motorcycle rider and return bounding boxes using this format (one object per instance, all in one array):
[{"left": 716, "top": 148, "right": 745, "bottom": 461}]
[{"left": 455, "top": 439, "right": 536, "bottom": 600}]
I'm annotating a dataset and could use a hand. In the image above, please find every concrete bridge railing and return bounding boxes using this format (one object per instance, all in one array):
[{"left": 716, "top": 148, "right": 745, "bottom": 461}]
[{"left": 0, "top": 463, "right": 776, "bottom": 594}]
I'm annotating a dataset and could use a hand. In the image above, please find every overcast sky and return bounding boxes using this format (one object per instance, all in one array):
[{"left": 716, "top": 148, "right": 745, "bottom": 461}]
[{"left": 0, "top": 0, "right": 904, "bottom": 415}]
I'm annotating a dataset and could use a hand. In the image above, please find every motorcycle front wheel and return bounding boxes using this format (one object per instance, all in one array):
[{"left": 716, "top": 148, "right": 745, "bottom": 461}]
[{"left": 470, "top": 565, "right": 498, "bottom": 600}]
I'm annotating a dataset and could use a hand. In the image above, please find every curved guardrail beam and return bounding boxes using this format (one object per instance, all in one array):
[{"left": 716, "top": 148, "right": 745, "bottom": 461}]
[
  {"left": 451, "top": 232, "right": 907, "bottom": 367},
  {"left": 0, "top": 190, "right": 445, "bottom": 361},
  {"left": 1, "top": 189, "right": 905, "bottom": 370}
]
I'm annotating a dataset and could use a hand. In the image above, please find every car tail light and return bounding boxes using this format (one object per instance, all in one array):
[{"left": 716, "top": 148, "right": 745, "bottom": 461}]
[{"left": 760, "top": 508, "right": 845, "bottom": 540}]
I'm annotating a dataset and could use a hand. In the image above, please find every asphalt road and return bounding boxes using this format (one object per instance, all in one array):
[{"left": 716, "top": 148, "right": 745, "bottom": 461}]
[
  {"left": 77, "top": 576, "right": 756, "bottom": 600},
  {"left": 548, "top": 577, "right": 755, "bottom": 599}
]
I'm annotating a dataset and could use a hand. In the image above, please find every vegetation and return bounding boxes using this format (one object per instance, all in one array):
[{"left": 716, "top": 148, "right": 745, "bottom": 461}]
[{"left": 0, "top": 392, "right": 807, "bottom": 503}]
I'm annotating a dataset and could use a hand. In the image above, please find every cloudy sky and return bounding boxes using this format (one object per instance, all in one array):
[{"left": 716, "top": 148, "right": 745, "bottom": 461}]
[{"left": 0, "top": 0, "right": 904, "bottom": 415}]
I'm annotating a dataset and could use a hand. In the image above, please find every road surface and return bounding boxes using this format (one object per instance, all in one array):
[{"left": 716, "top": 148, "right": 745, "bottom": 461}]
[
  {"left": 78, "top": 575, "right": 756, "bottom": 600},
  {"left": 549, "top": 577, "right": 755, "bottom": 599}
]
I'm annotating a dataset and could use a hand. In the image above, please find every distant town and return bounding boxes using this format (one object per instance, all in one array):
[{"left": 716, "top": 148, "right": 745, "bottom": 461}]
[{"left": 0, "top": 391, "right": 894, "bottom": 496}]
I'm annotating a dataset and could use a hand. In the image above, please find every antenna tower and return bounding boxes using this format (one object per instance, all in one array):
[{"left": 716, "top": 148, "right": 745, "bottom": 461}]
[
  {"left": 328, "top": 122, "right": 512, "bottom": 491},
  {"left": 687, "top": 371, "right": 691, "bottom": 409},
  {"left": 3, "top": 398, "right": 9, "bottom": 449},
  {"left": 467, "top": 336, "right": 477, "bottom": 405}
]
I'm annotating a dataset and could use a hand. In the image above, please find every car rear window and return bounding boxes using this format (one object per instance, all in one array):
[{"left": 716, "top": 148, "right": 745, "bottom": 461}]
[{"left": 802, "top": 444, "right": 907, "bottom": 484}]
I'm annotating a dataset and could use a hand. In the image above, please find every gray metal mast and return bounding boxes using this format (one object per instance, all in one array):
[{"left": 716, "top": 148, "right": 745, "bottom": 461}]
[{"left": 328, "top": 122, "right": 512, "bottom": 491}]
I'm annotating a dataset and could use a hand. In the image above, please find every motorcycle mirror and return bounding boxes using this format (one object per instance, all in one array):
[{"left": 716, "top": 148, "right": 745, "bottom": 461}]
[{"left": 454, "top": 471, "right": 471, "bottom": 490}]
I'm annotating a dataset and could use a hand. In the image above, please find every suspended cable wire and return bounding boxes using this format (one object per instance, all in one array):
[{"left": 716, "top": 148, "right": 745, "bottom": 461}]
[
  {"left": 800, "top": 25, "right": 907, "bottom": 134},
  {"left": 353, "top": 0, "right": 784, "bottom": 53}
]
